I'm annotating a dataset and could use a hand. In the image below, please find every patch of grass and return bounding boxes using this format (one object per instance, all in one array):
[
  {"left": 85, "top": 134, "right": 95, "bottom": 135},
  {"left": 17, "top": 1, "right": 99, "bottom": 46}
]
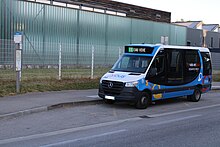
[
  {"left": 0, "top": 67, "right": 109, "bottom": 97},
  {"left": 1, "top": 68, "right": 218, "bottom": 97},
  {"left": 0, "top": 67, "right": 110, "bottom": 81},
  {"left": 0, "top": 78, "right": 100, "bottom": 97}
]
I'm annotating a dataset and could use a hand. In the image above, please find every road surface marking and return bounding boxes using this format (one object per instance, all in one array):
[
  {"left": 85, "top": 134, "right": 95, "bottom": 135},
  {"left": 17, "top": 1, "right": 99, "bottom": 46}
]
[
  {"left": 149, "top": 103, "right": 220, "bottom": 117},
  {"left": 0, "top": 117, "right": 141, "bottom": 145},
  {"left": 87, "top": 95, "right": 99, "bottom": 98},
  {"left": 151, "top": 115, "right": 201, "bottom": 126},
  {"left": 40, "top": 129, "right": 126, "bottom": 147}
]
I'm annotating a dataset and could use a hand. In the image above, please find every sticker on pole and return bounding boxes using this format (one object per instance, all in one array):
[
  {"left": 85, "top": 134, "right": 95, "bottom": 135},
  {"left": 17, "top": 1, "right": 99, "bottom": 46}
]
[{"left": 16, "top": 50, "right": 22, "bottom": 71}]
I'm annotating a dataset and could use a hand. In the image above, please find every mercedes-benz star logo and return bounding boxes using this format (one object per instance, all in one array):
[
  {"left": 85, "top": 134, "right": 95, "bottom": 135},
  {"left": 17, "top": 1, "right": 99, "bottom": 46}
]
[{"left": 108, "top": 82, "right": 113, "bottom": 88}]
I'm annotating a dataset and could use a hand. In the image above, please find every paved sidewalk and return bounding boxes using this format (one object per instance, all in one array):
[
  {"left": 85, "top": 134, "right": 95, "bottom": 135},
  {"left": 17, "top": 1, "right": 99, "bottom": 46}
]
[
  {"left": 0, "top": 89, "right": 100, "bottom": 119},
  {"left": 0, "top": 83, "right": 220, "bottom": 120},
  {"left": 212, "top": 82, "right": 220, "bottom": 90}
]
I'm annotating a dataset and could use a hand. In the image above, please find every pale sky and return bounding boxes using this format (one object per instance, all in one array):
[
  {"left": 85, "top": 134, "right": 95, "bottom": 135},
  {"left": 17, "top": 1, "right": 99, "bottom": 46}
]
[{"left": 113, "top": 0, "right": 220, "bottom": 25}]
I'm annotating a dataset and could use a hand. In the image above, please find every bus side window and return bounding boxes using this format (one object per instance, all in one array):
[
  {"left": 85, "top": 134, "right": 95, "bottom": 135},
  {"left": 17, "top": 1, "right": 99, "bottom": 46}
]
[
  {"left": 184, "top": 50, "right": 200, "bottom": 83},
  {"left": 166, "top": 49, "right": 184, "bottom": 85},
  {"left": 201, "top": 52, "right": 212, "bottom": 75},
  {"left": 147, "top": 51, "right": 166, "bottom": 85}
]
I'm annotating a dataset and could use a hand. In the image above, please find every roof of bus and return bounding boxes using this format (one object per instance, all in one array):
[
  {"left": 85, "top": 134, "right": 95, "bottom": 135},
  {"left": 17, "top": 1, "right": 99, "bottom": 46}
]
[{"left": 127, "top": 44, "right": 210, "bottom": 53}]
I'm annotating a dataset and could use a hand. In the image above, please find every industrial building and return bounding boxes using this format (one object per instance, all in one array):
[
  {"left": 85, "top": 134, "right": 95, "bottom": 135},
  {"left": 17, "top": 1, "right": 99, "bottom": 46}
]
[
  {"left": 0, "top": 0, "right": 219, "bottom": 69},
  {"left": 0, "top": 0, "right": 186, "bottom": 65},
  {"left": 174, "top": 21, "right": 220, "bottom": 70}
]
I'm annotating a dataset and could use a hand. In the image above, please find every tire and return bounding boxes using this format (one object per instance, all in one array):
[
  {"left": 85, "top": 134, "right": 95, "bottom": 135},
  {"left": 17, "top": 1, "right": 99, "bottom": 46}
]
[
  {"left": 104, "top": 99, "right": 115, "bottom": 104},
  {"left": 135, "top": 92, "right": 151, "bottom": 109},
  {"left": 187, "top": 87, "right": 201, "bottom": 102}
]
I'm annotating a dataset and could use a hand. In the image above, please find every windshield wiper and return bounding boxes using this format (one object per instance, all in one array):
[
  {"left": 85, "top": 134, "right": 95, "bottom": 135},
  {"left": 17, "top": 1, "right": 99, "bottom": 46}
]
[
  {"left": 129, "top": 72, "right": 141, "bottom": 75},
  {"left": 108, "top": 70, "right": 115, "bottom": 73}
]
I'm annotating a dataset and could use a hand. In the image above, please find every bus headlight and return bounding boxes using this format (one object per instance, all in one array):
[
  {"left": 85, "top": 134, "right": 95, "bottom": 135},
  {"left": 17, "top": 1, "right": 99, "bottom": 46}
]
[
  {"left": 125, "top": 81, "right": 138, "bottom": 87},
  {"left": 100, "top": 79, "right": 103, "bottom": 84}
]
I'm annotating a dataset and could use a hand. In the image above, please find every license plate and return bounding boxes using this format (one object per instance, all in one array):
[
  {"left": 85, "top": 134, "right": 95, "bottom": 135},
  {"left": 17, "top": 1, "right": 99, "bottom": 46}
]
[{"left": 105, "top": 95, "right": 115, "bottom": 100}]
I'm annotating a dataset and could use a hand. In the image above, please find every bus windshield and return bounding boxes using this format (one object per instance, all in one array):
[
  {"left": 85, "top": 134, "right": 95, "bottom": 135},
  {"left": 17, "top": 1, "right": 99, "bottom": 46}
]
[{"left": 111, "top": 55, "right": 152, "bottom": 73}]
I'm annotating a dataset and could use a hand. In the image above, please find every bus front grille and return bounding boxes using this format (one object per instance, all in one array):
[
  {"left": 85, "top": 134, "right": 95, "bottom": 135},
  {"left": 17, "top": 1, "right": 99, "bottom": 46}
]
[{"left": 101, "top": 80, "right": 124, "bottom": 96}]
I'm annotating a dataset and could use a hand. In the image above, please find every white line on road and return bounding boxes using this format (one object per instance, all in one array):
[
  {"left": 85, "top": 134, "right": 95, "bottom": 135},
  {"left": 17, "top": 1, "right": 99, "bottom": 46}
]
[
  {"left": 40, "top": 129, "right": 126, "bottom": 147},
  {"left": 0, "top": 117, "right": 141, "bottom": 145},
  {"left": 149, "top": 103, "right": 220, "bottom": 117},
  {"left": 151, "top": 115, "right": 202, "bottom": 126},
  {"left": 87, "top": 95, "right": 99, "bottom": 98}
]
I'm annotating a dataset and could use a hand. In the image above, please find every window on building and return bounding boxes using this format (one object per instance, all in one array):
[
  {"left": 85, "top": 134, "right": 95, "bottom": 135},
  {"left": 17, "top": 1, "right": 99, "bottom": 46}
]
[
  {"left": 187, "top": 41, "right": 191, "bottom": 46},
  {"left": 219, "top": 38, "right": 220, "bottom": 48},
  {"left": 202, "top": 36, "right": 205, "bottom": 47},
  {"left": 211, "top": 37, "right": 214, "bottom": 48}
]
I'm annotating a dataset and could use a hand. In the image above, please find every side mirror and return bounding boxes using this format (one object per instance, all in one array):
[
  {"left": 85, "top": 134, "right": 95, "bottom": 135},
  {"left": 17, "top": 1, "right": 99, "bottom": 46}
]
[{"left": 149, "top": 68, "right": 157, "bottom": 77}]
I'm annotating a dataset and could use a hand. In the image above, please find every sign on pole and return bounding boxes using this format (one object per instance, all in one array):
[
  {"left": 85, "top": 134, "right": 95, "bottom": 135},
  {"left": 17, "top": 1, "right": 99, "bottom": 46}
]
[
  {"left": 14, "top": 32, "right": 22, "bottom": 44},
  {"left": 16, "top": 50, "right": 22, "bottom": 71}
]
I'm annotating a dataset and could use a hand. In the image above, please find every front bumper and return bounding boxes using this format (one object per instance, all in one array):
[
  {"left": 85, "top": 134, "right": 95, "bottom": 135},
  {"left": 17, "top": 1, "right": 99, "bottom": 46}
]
[{"left": 98, "top": 84, "right": 141, "bottom": 102}]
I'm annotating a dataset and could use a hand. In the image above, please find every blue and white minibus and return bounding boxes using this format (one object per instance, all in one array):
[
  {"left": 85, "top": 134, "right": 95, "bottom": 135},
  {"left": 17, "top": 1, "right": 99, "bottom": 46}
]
[{"left": 98, "top": 44, "right": 212, "bottom": 109}]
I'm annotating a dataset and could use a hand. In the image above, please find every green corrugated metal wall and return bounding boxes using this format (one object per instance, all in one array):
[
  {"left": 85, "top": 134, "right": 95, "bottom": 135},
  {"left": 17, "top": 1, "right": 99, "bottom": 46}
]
[{"left": 0, "top": 0, "right": 187, "bottom": 65}]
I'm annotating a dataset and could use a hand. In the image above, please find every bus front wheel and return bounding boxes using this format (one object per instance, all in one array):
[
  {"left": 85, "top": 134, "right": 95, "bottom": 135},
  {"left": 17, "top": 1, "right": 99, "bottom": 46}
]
[
  {"left": 135, "top": 92, "right": 151, "bottom": 109},
  {"left": 187, "top": 87, "right": 201, "bottom": 102}
]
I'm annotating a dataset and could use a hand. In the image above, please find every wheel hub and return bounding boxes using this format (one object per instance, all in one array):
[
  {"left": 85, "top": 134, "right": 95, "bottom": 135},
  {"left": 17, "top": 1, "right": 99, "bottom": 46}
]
[{"left": 141, "top": 96, "right": 147, "bottom": 104}]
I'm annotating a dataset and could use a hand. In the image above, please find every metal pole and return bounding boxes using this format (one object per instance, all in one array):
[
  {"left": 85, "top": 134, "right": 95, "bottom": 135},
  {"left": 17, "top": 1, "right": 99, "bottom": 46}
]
[
  {"left": 14, "top": 32, "right": 22, "bottom": 94},
  {"left": 16, "top": 43, "right": 21, "bottom": 93},
  {"left": 119, "top": 47, "right": 121, "bottom": 59},
  {"left": 104, "top": 15, "right": 109, "bottom": 65},
  {"left": 58, "top": 43, "right": 62, "bottom": 80},
  {"left": 16, "top": 69, "right": 21, "bottom": 93},
  {"left": 42, "top": 5, "right": 46, "bottom": 65},
  {"left": 91, "top": 46, "right": 94, "bottom": 79},
  {"left": 15, "top": 44, "right": 22, "bottom": 93},
  {"left": 76, "top": 9, "right": 80, "bottom": 66}
]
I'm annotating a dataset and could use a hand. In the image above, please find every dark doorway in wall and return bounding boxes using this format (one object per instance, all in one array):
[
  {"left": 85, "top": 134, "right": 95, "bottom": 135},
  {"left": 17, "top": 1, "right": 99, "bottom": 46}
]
[
  {"left": 202, "top": 36, "right": 205, "bottom": 47},
  {"left": 211, "top": 37, "right": 213, "bottom": 48},
  {"left": 187, "top": 41, "right": 191, "bottom": 46},
  {"left": 219, "top": 38, "right": 220, "bottom": 48}
]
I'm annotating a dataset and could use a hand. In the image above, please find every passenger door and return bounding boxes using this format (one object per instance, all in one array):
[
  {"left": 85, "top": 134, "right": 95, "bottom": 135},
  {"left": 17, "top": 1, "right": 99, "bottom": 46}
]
[
  {"left": 147, "top": 49, "right": 166, "bottom": 85},
  {"left": 163, "top": 49, "right": 200, "bottom": 98},
  {"left": 166, "top": 49, "right": 184, "bottom": 85}
]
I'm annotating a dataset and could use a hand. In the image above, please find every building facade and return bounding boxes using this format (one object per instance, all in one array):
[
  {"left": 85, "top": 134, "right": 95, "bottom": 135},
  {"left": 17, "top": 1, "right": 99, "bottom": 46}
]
[{"left": 0, "top": 0, "right": 187, "bottom": 66}]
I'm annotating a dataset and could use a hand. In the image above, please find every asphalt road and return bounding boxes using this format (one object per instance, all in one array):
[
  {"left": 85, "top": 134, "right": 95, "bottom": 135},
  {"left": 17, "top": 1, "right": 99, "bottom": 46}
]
[{"left": 0, "top": 91, "right": 220, "bottom": 147}]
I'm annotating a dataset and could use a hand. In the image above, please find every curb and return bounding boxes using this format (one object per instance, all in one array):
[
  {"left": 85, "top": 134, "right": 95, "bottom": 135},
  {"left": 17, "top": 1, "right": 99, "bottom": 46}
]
[
  {"left": 48, "top": 99, "right": 103, "bottom": 110},
  {"left": 0, "top": 99, "right": 102, "bottom": 120},
  {"left": 212, "top": 86, "right": 220, "bottom": 90}
]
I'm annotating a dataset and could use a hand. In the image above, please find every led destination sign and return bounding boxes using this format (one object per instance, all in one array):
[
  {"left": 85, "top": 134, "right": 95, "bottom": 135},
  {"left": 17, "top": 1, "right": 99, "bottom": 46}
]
[{"left": 125, "top": 46, "right": 154, "bottom": 54}]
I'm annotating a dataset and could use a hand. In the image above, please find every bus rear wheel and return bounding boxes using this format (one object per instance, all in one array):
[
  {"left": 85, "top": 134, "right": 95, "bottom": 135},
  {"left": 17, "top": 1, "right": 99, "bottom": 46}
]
[
  {"left": 135, "top": 92, "right": 151, "bottom": 109},
  {"left": 187, "top": 87, "right": 201, "bottom": 102}
]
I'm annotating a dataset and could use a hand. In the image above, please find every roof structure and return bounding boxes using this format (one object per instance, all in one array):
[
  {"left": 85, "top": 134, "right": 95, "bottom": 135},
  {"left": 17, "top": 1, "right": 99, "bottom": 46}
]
[
  {"left": 202, "top": 24, "right": 219, "bottom": 32},
  {"left": 52, "top": 0, "right": 171, "bottom": 23},
  {"left": 173, "top": 21, "right": 203, "bottom": 29},
  {"left": 173, "top": 21, "right": 220, "bottom": 32}
]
